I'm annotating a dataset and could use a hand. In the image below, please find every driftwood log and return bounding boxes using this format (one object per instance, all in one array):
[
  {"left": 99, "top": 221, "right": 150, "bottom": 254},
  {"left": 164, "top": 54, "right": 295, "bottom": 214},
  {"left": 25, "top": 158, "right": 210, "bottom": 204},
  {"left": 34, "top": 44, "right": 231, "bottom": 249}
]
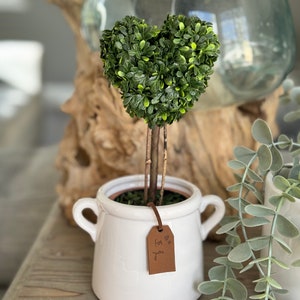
[{"left": 51, "top": 0, "right": 281, "bottom": 231}]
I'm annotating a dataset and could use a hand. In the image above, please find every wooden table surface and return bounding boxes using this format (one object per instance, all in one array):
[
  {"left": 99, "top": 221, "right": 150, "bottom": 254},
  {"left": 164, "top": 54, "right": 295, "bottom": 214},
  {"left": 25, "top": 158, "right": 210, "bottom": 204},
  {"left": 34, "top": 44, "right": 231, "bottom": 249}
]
[{"left": 3, "top": 202, "right": 258, "bottom": 300}]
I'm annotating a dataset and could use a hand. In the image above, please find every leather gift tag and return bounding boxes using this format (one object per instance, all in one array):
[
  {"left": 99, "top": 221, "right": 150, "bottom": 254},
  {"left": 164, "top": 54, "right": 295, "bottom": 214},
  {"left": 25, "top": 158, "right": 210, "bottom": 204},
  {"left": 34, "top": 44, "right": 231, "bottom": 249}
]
[{"left": 147, "top": 225, "right": 176, "bottom": 275}]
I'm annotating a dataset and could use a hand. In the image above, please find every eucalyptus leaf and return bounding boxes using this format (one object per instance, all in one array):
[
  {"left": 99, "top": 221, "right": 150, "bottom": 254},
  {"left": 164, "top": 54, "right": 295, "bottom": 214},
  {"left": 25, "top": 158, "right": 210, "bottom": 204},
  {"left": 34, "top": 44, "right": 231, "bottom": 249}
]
[
  {"left": 242, "top": 217, "right": 269, "bottom": 228},
  {"left": 284, "top": 110, "right": 300, "bottom": 122},
  {"left": 245, "top": 204, "right": 275, "bottom": 217},
  {"left": 266, "top": 276, "right": 282, "bottom": 289},
  {"left": 225, "top": 233, "right": 241, "bottom": 248},
  {"left": 214, "top": 257, "right": 243, "bottom": 269},
  {"left": 289, "top": 164, "right": 300, "bottom": 181},
  {"left": 290, "top": 87, "right": 300, "bottom": 104},
  {"left": 198, "top": 281, "right": 223, "bottom": 295},
  {"left": 254, "top": 189, "right": 264, "bottom": 203},
  {"left": 268, "top": 195, "right": 283, "bottom": 207},
  {"left": 248, "top": 236, "right": 270, "bottom": 251},
  {"left": 257, "top": 144, "right": 272, "bottom": 171},
  {"left": 277, "top": 134, "right": 292, "bottom": 149},
  {"left": 273, "top": 236, "right": 292, "bottom": 254},
  {"left": 227, "top": 183, "right": 242, "bottom": 192},
  {"left": 252, "top": 119, "right": 273, "bottom": 144},
  {"left": 271, "top": 257, "right": 289, "bottom": 270},
  {"left": 227, "top": 278, "right": 248, "bottom": 300},
  {"left": 290, "top": 185, "right": 300, "bottom": 198},
  {"left": 228, "top": 242, "right": 252, "bottom": 263},
  {"left": 228, "top": 160, "right": 246, "bottom": 170},
  {"left": 208, "top": 265, "right": 227, "bottom": 281},
  {"left": 270, "top": 146, "right": 284, "bottom": 172},
  {"left": 227, "top": 197, "right": 249, "bottom": 213},
  {"left": 234, "top": 146, "right": 256, "bottom": 164},
  {"left": 276, "top": 214, "right": 299, "bottom": 238},
  {"left": 292, "top": 259, "right": 300, "bottom": 267},
  {"left": 291, "top": 148, "right": 300, "bottom": 158},
  {"left": 282, "top": 192, "right": 296, "bottom": 202},
  {"left": 254, "top": 281, "right": 267, "bottom": 293},
  {"left": 216, "top": 220, "right": 240, "bottom": 234},
  {"left": 249, "top": 293, "right": 269, "bottom": 299},
  {"left": 240, "top": 262, "right": 254, "bottom": 273},
  {"left": 216, "top": 245, "right": 232, "bottom": 255},
  {"left": 248, "top": 256, "right": 269, "bottom": 268},
  {"left": 273, "top": 175, "right": 290, "bottom": 192},
  {"left": 243, "top": 182, "right": 259, "bottom": 193},
  {"left": 247, "top": 168, "right": 263, "bottom": 182}
]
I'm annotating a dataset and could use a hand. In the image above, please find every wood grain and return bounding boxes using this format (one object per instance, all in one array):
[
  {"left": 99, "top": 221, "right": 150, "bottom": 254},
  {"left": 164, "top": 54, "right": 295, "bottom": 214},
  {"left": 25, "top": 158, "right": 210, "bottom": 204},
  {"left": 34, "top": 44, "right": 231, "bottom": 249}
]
[{"left": 3, "top": 203, "right": 258, "bottom": 299}]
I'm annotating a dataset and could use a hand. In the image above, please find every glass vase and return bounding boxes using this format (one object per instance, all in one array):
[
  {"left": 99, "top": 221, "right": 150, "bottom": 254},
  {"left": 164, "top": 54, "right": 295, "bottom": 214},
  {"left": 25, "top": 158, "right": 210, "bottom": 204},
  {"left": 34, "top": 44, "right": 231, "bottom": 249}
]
[{"left": 174, "top": 0, "right": 296, "bottom": 108}]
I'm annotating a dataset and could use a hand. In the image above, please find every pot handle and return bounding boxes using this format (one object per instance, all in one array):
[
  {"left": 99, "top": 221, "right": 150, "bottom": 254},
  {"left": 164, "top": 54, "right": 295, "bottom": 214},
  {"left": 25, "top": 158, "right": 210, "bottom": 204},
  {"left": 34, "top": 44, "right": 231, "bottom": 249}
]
[
  {"left": 72, "top": 198, "right": 100, "bottom": 242},
  {"left": 199, "top": 195, "right": 225, "bottom": 240}
]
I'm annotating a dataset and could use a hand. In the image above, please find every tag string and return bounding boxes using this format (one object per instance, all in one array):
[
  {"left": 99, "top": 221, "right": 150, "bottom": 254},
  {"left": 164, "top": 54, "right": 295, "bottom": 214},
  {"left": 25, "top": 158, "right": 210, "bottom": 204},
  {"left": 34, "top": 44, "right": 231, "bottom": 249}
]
[{"left": 147, "top": 202, "right": 163, "bottom": 232}]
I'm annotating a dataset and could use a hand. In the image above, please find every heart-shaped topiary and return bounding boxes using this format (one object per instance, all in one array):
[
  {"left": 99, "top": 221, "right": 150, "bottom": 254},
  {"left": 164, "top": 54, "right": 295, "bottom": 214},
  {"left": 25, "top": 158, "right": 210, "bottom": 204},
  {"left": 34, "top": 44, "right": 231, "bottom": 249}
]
[{"left": 100, "top": 14, "right": 219, "bottom": 128}]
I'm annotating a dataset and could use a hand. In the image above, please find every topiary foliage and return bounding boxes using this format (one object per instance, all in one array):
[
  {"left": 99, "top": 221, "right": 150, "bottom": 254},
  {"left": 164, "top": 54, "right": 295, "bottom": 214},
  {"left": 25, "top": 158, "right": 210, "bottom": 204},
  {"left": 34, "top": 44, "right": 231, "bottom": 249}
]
[{"left": 100, "top": 15, "right": 219, "bottom": 128}]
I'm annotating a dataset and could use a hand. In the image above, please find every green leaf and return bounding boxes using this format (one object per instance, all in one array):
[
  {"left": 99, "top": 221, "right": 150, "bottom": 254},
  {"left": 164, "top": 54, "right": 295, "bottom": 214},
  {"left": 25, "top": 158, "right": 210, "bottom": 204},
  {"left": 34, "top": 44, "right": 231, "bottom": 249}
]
[
  {"left": 208, "top": 265, "right": 227, "bottom": 281},
  {"left": 248, "top": 236, "right": 270, "bottom": 251},
  {"left": 244, "top": 204, "right": 275, "bottom": 217},
  {"left": 284, "top": 110, "right": 300, "bottom": 122},
  {"left": 281, "top": 192, "right": 296, "bottom": 202},
  {"left": 252, "top": 119, "right": 273, "bottom": 144},
  {"left": 227, "top": 197, "right": 249, "bottom": 213},
  {"left": 249, "top": 294, "right": 269, "bottom": 299},
  {"left": 216, "top": 245, "right": 232, "bottom": 255},
  {"left": 228, "top": 160, "right": 246, "bottom": 170},
  {"left": 271, "top": 257, "right": 289, "bottom": 270},
  {"left": 227, "top": 183, "right": 242, "bottom": 192},
  {"left": 292, "top": 259, "right": 300, "bottom": 267},
  {"left": 247, "top": 168, "right": 263, "bottom": 182},
  {"left": 276, "top": 214, "right": 299, "bottom": 238},
  {"left": 254, "top": 281, "right": 267, "bottom": 293},
  {"left": 228, "top": 243, "right": 252, "bottom": 263},
  {"left": 234, "top": 146, "right": 256, "bottom": 164},
  {"left": 214, "top": 257, "right": 243, "bottom": 269},
  {"left": 243, "top": 217, "right": 269, "bottom": 228},
  {"left": 216, "top": 220, "right": 240, "bottom": 234},
  {"left": 257, "top": 144, "right": 272, "bottom": 171},
  {"left": 290, "top": 185, "right": 300, "bottom": 198},
  {"left": 273, "top": 236, "right": 292, "bottom": 254},
  {"left": 266, "top": 276, "right": 282, "bottom": 289},
  {"left": 227, "top": 278, "right": 248, "bottom": 300},
  {"left": 240, "top": 262, "right": 254, "bottom": 273},
  {"left": 289, "top": 165, "right": 300, "bottom": 182},
  {"left": 198, "top": 281, "right": 223, "bottom": 295},
  {"left": 278, "top": 134, "right": 292, "bottom": 149},
  {"left": 268, "top": 195, "right": 283, "bottom": 207},
  {"left": 270, "top": 146, "right": 283, "bottom": 172},
  {"left": 273, "top": 175, "right": 290, "bottom": 192}
]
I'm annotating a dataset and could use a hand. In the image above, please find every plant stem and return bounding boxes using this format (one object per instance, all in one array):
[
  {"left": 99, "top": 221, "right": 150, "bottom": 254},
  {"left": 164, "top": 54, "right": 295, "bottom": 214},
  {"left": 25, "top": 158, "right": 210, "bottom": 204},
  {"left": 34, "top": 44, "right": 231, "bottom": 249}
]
[
  {"left": 159, "top": 125, "right": 168, "bottom": 206},
  {"left": 148, "top": 125, "right": 160, "bottom": 204},
  {"left": 144, "top": 127, "right": 151, "bottom": 205}
]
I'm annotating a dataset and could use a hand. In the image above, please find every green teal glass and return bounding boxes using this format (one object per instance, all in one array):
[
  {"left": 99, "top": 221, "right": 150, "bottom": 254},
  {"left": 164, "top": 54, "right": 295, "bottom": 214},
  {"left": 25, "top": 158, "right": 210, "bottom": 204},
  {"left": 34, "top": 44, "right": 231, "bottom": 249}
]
[{"left": 176, "top": 0, "right": 297, "bottom": 107}]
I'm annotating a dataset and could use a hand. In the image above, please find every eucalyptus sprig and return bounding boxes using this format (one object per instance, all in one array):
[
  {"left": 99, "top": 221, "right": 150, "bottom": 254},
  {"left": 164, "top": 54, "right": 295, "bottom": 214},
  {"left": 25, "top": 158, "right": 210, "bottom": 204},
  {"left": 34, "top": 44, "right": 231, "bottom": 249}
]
[{"left": 199, "top": 119, "right": 300, "bottom": 300}]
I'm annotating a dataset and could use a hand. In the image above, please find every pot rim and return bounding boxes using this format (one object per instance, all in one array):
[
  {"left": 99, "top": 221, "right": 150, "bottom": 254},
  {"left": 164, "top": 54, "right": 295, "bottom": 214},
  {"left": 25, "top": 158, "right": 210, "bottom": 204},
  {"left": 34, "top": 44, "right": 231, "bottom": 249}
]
[{"left": 97, "top": 174, "right": 202, "bottom": 221}]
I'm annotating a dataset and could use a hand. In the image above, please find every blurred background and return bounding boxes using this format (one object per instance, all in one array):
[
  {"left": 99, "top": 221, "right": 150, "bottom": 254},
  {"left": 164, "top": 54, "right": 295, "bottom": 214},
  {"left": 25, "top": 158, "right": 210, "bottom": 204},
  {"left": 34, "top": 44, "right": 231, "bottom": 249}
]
[{"left": 0, "top": 0, "right": 299, "bottom": 297}]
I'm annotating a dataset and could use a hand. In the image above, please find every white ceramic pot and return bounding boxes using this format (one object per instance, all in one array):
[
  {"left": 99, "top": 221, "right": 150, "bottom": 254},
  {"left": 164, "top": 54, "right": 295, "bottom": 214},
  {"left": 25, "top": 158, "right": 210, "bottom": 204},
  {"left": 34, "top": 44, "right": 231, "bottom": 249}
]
[
  {"left": 73, "top": 174, "right": 225, "bottom": 300},
  {"left": 262, "top": 172, "right": 300, "bottom": 300}
]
